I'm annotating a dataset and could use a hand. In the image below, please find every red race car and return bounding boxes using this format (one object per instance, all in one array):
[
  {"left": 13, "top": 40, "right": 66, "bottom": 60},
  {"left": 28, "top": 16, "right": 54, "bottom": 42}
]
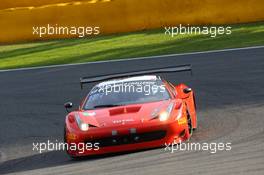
[{"left": 64, "top": 65, "right": 197, "bottom": 157}]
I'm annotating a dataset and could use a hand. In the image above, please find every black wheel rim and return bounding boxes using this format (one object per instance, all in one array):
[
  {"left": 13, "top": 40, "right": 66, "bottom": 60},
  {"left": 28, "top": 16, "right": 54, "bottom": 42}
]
[{"left": 187, "top": 112, "right": 193, "bottom": 135}]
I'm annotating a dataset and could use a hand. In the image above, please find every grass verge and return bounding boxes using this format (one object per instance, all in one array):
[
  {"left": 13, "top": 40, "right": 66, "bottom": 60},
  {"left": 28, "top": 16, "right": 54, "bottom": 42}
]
[{"left": 0, "top": 22, "right": 264, "bottom": 70}]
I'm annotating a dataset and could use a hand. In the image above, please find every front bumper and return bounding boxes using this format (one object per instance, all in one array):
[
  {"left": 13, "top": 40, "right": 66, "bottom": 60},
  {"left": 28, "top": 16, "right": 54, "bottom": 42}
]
[{"left": 65, "top": 119, "right": 188, "bottom": 157}]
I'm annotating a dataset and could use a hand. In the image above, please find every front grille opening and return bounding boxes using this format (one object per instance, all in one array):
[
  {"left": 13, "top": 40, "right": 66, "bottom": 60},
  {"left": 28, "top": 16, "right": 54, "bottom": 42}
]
[{"left": 86, "top": 130, "right": 166, "bottom": 147}]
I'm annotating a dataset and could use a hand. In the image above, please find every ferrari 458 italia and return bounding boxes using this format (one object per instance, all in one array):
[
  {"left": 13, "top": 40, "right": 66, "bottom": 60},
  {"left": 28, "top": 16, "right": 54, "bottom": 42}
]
[{"left": 64, "top": 65, "right": 197, "bottom": 157}]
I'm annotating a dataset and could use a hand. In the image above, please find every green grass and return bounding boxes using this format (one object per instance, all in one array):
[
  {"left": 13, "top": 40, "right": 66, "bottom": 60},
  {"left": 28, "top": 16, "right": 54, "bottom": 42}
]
[{"left": 0, "top": 22, "right": 264, "bottom": 70}]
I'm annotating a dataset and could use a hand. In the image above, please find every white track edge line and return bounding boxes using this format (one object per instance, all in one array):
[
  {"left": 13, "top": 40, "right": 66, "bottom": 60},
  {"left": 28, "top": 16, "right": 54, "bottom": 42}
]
[{"left": 0, "top": 45, "right": 263, "bottom": 73}]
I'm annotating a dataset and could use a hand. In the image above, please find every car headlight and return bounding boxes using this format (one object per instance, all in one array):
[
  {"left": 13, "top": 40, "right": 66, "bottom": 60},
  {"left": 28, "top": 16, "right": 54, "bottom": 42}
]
[
  {"left": 75, "top": 114, "right": 89, "bottom": 131},
  {"left": 159, "top": 103, "right": 174, "bottom": 121},
  {"left": 176, "top": 104, "right": 183, "bottom": 120},
  {"left": 151, "top": 103, "right": 174, "bottom": 121},
  {"left": 159, "top": 111, "right": 170, "bottom": 121}
]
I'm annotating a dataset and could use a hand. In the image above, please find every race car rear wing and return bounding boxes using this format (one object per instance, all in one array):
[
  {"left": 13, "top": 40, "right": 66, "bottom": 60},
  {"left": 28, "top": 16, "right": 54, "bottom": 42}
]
[{"left": 80, "top": 64, "right": 192, "bottom": 89}]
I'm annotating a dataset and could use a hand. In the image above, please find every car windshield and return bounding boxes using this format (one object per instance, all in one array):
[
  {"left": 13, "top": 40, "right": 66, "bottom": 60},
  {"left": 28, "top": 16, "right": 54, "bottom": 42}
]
[{"left": 83, "top": 79, "right": 170, "bottom": 110}]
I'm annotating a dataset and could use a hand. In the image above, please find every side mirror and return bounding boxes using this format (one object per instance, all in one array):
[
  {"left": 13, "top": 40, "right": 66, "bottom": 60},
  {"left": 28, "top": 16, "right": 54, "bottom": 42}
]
[
  {"left": 183, "top": 88, "right": 192, "bottom": 94},
  {"left": 64, "top": 102, "right": 73, "bottom": 113}
]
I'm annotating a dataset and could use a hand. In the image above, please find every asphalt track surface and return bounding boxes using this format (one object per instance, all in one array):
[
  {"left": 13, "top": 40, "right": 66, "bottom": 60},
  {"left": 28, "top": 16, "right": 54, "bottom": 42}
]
[{"left": 0, "top": 47, "right": 264, "bottom": 175}]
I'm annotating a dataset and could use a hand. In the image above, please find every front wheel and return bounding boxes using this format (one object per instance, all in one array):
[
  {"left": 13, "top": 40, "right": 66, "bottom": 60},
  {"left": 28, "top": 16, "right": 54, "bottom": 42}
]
[{"left": 184, "top": 110, "right": 193, "bottom": 141}]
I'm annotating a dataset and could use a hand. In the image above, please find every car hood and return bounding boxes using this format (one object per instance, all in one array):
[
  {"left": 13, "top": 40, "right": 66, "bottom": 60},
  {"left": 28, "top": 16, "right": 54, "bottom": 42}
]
[{"left": 77, "top": 100, "right": 171, "bottom": 127}]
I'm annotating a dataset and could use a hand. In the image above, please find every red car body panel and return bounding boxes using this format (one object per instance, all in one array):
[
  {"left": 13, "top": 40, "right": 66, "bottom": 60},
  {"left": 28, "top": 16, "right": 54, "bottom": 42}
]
[{"left": 64, "top": 79, "right": 197, "bottom": 157}]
